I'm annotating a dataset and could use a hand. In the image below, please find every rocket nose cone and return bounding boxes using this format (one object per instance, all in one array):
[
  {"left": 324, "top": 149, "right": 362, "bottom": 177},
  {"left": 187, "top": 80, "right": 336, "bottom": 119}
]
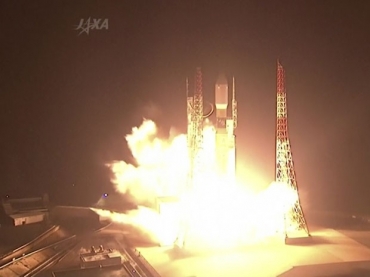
[{"left": 216, "top": 73, "right": 228, "bottom": 85}]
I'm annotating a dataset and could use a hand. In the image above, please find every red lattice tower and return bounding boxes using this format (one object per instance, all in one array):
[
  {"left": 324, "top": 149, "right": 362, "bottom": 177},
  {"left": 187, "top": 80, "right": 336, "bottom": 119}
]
[
  {"left": 232, "top": 77, "right": 237, "bottom": 130},
  {"left": 177, "top": 68, "right": 205, "bottom": 248},
  {"left": 185, "top": 68, "right": 205, "bottom": 190},
  {"left": 276, "top": 60, "right": 310, "bottom": 238},
  {"left": 193, "top": 68, "right": 204, "bottom": 156},
  {"left": 191, "top": 68, "right": 204, "bottom": 187},
  {"left": 186, "top": 77, "right": 194, "bottom": 187}
]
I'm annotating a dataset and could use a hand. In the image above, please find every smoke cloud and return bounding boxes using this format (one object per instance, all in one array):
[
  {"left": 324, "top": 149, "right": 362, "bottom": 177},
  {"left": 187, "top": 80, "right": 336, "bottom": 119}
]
[
  {"left": 106, "top": 119, "right": 188, "bottom": 207},
  {"left": 96, "top": 118, "right": 304, "bottom": 248}
]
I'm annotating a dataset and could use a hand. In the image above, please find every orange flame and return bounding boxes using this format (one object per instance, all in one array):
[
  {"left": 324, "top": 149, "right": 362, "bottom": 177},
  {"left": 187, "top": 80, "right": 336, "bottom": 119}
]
[{"left": 95, "top": 119, "right": 299, "bottom": 249}]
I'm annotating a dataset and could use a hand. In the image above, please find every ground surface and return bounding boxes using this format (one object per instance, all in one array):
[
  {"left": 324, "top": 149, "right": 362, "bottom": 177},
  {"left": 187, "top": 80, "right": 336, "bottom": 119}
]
[
  {"left": 45, "top": 233, "right": 131, "bottom": 277},
  {"left": 128, "top": 211, "right": 370, "bottom": 277},
  {"left": 0, "top": 223, "right": 50, "bottom": 255},
  {"left": 5, "top": 209, "right": 370, "bottom": 276},
  {"left": 136, "top": 228, "right": 370, "bottom": 277},
  {"left": 43, "top": 227, "right": 148, "bottom": 277},
  {"left": 52, "top": 266, "right": 129, "bottom": 277}
]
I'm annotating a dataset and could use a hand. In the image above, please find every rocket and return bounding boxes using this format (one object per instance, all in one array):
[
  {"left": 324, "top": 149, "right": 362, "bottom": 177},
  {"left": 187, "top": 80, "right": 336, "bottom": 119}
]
[
  {"left": 215, "top": 73, "right": 236, "bottom": 135},
  {"left": 215, "top": 74, "right": 229, "bottom": 130},
  {"left": 186, "top": 70, "right": 237, "bottom": 186},
  {"left": 214, "top": 74, "right": 237, "bottom": 183}
]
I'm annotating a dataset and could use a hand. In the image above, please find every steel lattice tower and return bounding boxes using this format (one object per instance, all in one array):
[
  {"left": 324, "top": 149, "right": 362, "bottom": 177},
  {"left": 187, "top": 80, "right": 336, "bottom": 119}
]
[
  {"left": 232, "top": 77, "right": 237, "bottom": 130},
  {"left": 193, "top": 67, "right": 204, "bottom": 180},
  {"left": 186, "top": 77, "right": 194, "bottom": 188},
  {"left": 177, "top": 68, "right": 205, "bottom": 248},
  {"left": 186, "top": 67, "right": 204, "bottom": 188},
  {"left": 276, "top": 61, "right": 310, "bottom": 238}
]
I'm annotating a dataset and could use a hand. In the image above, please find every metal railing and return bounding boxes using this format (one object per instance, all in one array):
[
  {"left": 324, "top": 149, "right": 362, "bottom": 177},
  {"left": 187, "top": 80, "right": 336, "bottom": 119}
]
[{"left": 0, "top": 224, "right": 59, "bottom": 266}]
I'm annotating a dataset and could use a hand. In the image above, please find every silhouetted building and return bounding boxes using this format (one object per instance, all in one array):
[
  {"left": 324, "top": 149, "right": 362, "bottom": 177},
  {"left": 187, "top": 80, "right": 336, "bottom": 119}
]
[{"left": 0, "top": 194, "right": 49, "bottom": 226}]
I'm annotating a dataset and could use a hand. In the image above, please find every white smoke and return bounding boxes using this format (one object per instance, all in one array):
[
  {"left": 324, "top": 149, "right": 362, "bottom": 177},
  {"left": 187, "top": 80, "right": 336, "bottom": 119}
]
[
  {"left": 107, "top": 119, "right": 188, "bottom": 206},
  {"left": 99, "top": 119, "right": 302, "bottom": 248}
]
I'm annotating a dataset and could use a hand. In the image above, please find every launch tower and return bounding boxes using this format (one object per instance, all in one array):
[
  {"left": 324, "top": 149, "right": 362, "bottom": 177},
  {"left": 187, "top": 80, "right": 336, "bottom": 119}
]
[
  {"left": 186, "top": 68, "right": 205, "bottom": 188},
  {"left": 275, "top": 61, "right": 310, "bottom": 240}
]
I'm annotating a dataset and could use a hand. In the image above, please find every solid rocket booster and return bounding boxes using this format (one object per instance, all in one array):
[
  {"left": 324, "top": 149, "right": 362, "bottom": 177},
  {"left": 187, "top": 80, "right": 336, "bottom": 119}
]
[{"left": 215, "top": 74, "right": 228, "bottom": 129}]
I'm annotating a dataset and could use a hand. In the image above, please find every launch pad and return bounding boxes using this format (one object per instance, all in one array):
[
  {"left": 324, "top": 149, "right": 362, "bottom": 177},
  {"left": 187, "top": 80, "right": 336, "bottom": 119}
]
[
  {"left": 161, "top": 63, "right": 310, "bottom": 249},
  {"left": 135, "top": 227, "right": 370, "bottom": 277},
  {"left": 98, "top": 62, "right": 332, "bottom": 275}
]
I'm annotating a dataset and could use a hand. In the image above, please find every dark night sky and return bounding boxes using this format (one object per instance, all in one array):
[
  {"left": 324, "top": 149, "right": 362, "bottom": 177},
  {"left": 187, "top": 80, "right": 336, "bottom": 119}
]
[{"left": 1, "top": 1, "right": 369, "bottom": 212}]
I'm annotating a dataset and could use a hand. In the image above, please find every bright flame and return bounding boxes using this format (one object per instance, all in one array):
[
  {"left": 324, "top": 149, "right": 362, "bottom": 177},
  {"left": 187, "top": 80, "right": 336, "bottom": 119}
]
[{"left": 97, "top": 119, "right": 300, "bottom": 250}]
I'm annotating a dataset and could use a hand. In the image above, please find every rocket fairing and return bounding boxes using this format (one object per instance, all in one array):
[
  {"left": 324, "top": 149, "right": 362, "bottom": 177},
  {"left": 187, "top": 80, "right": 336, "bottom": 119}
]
[{"left": 215, "top": 74, "right": 229, "bottom": 129}]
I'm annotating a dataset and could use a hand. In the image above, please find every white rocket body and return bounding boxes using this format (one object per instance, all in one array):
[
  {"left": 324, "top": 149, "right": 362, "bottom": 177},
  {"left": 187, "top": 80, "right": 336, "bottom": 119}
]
[
  {"left": 214, "top": 74, "right": 236, "bottom": 184},
  {"left": 215, "top": 74, "right": 228, "bottom": 126}
]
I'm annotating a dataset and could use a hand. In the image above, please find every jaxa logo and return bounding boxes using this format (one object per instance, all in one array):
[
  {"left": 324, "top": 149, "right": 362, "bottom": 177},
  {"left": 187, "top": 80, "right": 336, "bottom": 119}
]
[{"left": 75, "top": 18, "right": 108, "bottom": 35}]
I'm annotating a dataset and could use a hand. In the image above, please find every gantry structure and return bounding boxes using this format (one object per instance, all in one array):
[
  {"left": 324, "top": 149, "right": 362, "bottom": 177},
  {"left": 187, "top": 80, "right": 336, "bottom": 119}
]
[
  {"left": 186, "top": 67, "right": 205, "bottom": 189},
  {"left": 276, "top": 60, "right": 310, "bottom": 239}
]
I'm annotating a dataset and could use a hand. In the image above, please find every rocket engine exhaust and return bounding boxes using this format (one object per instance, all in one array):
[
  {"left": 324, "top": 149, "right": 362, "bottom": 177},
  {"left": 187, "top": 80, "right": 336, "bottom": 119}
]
[{"left": 92, "top": 66, "right": 304, "bottom": 251}]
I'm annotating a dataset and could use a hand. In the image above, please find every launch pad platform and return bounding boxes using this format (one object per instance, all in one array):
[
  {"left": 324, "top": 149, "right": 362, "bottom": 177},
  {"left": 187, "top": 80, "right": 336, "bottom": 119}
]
[{"left": 135, "top": 227, "right": 370, "bottom": 277}]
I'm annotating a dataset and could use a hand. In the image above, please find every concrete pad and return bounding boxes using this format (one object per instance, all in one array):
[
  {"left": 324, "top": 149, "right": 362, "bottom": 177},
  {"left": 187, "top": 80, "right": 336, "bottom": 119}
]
[
  {"left": 136, "top": 228, "right": 370, "bottom": 277},
  {"left": 279, "top": 261, "right": 370, "bottom": 277}
]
